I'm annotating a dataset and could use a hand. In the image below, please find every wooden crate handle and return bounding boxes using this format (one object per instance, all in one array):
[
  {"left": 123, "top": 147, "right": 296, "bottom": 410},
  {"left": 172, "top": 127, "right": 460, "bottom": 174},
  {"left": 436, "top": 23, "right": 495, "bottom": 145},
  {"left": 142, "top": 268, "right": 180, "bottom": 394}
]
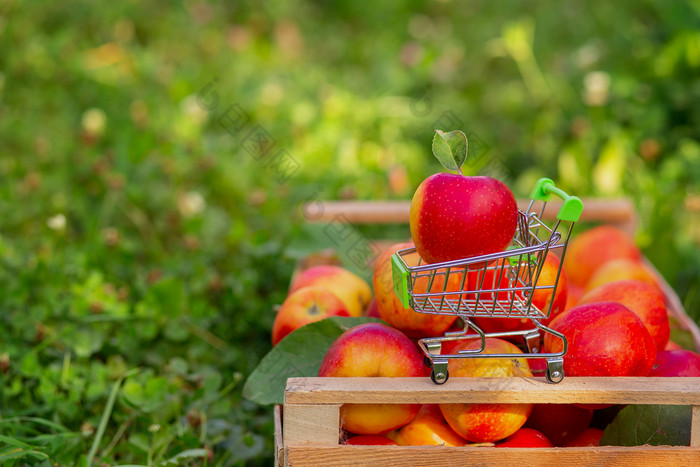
[{"left": 302, "top": 198, "right": 637, "bottom": 234}]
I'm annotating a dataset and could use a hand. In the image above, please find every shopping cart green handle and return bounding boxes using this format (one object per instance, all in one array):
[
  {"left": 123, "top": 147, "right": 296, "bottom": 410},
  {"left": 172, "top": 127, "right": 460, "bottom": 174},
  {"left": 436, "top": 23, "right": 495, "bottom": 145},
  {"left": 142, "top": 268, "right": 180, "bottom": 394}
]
[
  {"left": 392, "top": 254, "right": 411, "bottom": 309},
  {"left": 530, "top": 178, "right": 584, "bottom": 222}
]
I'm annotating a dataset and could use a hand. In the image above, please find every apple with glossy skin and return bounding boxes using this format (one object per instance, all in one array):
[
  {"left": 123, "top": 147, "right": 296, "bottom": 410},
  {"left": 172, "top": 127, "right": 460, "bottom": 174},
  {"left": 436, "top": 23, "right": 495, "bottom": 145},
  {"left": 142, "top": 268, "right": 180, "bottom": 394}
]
[
  {"left": 563, "top": 225, "right": 642, "bottom": 288},
  {"left": 388, "top": 404, "right": 467, "bottom": 446},
  {"left": 524, "top": 404, "right": 593, "bottom": 446},
  {"left": 648, "top": 350, "right": 700, "bottom": 376},
  {"left": 289, "top": 265, "right": 371, "bottom": 317},
  {"left": 471, "top": 253, "right": 568, "bottom": 334},
  {"left": 410, "top": 173, "right": 518, "bottom": 265},
  {"left": 495, "top": 428, "right": 553, "bottom": 448},
  {"left": 543, "top": 301, "right": 657, "bottom": 377},
  {"left": 318, "top": 323, "right": 425, "bottom": 435},
  {"left": 373, "top": 242, "right": 460, "bottom": 338},
  {"left": 271, "top": 286, "right": 350, "bottom": 345},
  {"left": 578, "top": 279, "right": 669, "bottom": 351},
  {"left": 585, "top": 258, "right": 660, "bottom": 293},
  {"left": 343, "top": 435, "right": 398, "bottom": 445},
  {"left": 563, "top": 428, "right": 604, "bottom": 447},
  {"left": 439, "top": 338, "right": 533, "bottom": 443}
]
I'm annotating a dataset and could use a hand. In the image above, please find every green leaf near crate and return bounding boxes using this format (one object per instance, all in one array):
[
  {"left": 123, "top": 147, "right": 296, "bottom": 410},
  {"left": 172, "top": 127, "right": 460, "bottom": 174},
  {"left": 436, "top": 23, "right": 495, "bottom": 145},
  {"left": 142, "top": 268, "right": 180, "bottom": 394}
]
[{"left": 243, "top": 316, "right": 382, "bottom": 405}]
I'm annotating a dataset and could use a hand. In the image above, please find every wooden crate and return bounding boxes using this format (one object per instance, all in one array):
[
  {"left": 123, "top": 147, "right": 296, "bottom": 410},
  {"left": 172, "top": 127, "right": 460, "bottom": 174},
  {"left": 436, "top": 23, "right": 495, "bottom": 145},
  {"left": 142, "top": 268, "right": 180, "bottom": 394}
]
[
  {"left": 274, "top": 198, "right": 700, "bottom": 465},
  {"left": 277, "top": 376, "right": 700, "bottom": 467}
]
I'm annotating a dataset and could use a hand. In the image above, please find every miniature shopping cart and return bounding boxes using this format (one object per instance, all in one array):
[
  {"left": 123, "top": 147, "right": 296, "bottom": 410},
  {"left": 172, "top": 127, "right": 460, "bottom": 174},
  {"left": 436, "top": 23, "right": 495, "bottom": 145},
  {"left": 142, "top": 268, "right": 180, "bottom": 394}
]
[{"left": 392, "top": 178, "right": 583, "bottom": 384}]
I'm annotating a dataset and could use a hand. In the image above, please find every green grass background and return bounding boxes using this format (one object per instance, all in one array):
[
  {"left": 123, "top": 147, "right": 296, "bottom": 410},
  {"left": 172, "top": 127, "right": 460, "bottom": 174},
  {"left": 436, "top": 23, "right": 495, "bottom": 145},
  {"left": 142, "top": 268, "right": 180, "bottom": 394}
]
[{"left": 1, "top": 0, "right": 699, "bottom": 465}]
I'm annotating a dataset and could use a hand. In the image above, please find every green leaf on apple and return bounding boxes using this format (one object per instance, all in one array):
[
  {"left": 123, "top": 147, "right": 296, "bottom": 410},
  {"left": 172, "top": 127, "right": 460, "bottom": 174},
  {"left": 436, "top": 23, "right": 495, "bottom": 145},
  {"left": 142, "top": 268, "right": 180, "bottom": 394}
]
[
  {"left": 432, "top": 129, "right": 468, "bottom": 172},
  {"left": 242, "top": 316, "right": 383, "bottom": 405},
  {"left": 599, "top": 404, "right": 691, "bottom": 447}
]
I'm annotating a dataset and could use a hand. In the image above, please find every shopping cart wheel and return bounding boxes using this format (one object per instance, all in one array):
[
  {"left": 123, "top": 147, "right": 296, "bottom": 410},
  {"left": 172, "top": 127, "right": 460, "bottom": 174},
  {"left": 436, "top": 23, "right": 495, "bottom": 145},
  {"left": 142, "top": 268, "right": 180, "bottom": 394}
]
[
  {"left": 430, "top": 360, "right": 449, "bottom": 384},
  {"left": 545, "top": 358, "right": 564, "bottom": 384},
  {"left": 423, "top": 356, "right": 433, "bottom": 369},
  {"left": 430, "top": 368, "right": 449, "bottom": 385}
]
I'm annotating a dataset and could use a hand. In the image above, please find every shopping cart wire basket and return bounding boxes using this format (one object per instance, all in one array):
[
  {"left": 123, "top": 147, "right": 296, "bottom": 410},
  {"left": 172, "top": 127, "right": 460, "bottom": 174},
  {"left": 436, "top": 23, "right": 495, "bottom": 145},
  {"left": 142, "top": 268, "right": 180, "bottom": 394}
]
[{"left": 392, "top": 178, "right": 583, "bottom": 384}]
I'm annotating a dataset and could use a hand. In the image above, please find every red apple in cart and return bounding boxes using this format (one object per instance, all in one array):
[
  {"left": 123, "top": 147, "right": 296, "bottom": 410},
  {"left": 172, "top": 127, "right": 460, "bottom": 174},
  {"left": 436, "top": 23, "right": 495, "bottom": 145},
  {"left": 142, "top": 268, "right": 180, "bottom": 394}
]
[
  {"left": 318, "top": 323, "right": 425, "bottom": 435},
  {"left": 495, "top": 427, "right": 553, "bottom": 447},
  {"left": 648, "top": 350, "right": 700, "bottom": 376},
  {"left": 410, "top": 130, "right": 518, "bottom": 265},
  {"left": 578, "top": 279, "right": 670, "bottom": 351},
  {"left": 271, "top": 286, "right": 351, "bottom": 345},
  {"left": 543, "top": 301, "right": 656, "bottom": 377}
]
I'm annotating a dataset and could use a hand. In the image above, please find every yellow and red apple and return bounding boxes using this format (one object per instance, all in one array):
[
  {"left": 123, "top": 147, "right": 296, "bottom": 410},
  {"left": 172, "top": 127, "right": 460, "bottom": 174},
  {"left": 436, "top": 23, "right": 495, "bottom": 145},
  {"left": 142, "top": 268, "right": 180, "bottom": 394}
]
[
  {"left": 564, "top": 283, "right": 584, "bottom": 311},
  {"left": 584, "top": 258, "right": 660, "bottom": 293},
  {"left": 271, "top": 286, "right": 350, "bottom": 346},
  {"left": 563, "top": 225, "right": 642, "bottom": 288},
  {"left": 438, "top": 338, "right": 533, "bottom": 443},
  {"left": 578, "top": 279, "right": 670, "bottom": 351},
  {"left": 388, "top": 404, "right": 467, "bottom": 446},
  {"left": 289, "top": 265, "right": 371, "bottom": 317},
  {"left": 373, "top": 242, "right": 460, "bottom": 339},
  {"left": 318, "top": 323, "right": 425, "bottom": 435}
]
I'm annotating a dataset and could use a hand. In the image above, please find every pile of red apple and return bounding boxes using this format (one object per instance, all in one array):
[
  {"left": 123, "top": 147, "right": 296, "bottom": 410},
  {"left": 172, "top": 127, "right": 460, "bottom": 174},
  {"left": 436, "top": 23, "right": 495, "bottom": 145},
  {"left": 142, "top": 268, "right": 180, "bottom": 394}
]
[{"left": 270, "top": 131, "right": 700, "bottom": 446}]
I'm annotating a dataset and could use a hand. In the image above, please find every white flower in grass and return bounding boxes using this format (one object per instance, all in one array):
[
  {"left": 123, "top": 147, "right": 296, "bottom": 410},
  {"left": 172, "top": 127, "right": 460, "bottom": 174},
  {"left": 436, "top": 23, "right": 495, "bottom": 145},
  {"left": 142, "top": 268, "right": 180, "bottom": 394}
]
[
  {"left": 583, "top": 71, "right": 611, "bottom": 106},
  {"left": 81, "top": 108, "right": 107, "bottom": 136},
  {"left": 47, "top": 213, "right": 66, "bottom": 231},
  {"left": 178, "top": 191, "right": 206, "bottom": 218}
]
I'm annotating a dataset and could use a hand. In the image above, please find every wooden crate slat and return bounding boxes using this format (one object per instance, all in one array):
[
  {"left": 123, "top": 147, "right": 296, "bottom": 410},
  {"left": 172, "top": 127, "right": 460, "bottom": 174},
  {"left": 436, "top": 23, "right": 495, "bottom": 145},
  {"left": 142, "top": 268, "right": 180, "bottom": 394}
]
[
  {"left": 302, "top": 198, "right": 637, "bottom": 232},
  {"left": 285, "top": 445, "right": 700, "bottom": 467},
  {"left": 283, "top": 403, "right": 340, "bottom": 446},
  {"left": 274, "top": 405, "right": 284, "bottom": 467},
  {"left": 285, "top": 376, "right": 700, "bottom": 405},
  {"left": 693, "top": 405, "right": 700, "bottom": 448}
]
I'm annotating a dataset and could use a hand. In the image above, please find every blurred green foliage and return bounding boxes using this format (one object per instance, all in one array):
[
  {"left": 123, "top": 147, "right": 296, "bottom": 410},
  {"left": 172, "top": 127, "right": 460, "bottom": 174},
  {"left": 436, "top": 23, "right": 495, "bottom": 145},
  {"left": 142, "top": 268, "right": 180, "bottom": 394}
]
[{"left": 0, "top": 0, "right": 699, "bottom": 464}]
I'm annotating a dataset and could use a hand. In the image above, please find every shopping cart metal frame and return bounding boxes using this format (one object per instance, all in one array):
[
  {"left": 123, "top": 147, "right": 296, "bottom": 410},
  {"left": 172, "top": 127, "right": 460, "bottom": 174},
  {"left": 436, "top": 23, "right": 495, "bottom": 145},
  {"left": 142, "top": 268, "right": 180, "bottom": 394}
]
[{"left": 392, "top": 178, "right": 583, "bottom": 384}]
